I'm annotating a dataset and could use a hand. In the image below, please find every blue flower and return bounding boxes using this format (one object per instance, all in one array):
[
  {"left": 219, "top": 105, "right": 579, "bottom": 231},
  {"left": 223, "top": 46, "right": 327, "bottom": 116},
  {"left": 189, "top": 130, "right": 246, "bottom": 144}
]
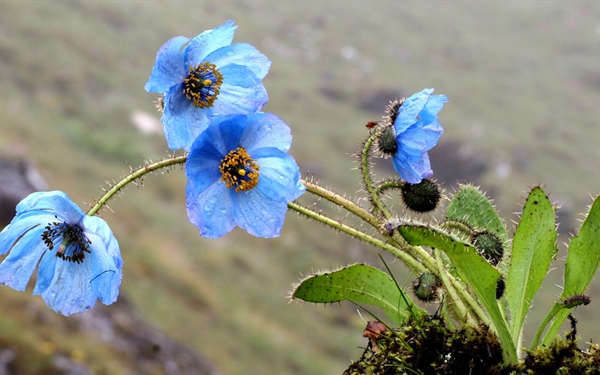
[
  {"left": 392, "top": 88, "right": 447, "bottom": 184},
  {"left": 185, "top": 113, "right": 305, "bottom": 238},
  {"left": 145, "top": 20, "right": 271, "bottom": 151},
  {"left": 0, "top": 191, "right": 123, "bottom": 316}
]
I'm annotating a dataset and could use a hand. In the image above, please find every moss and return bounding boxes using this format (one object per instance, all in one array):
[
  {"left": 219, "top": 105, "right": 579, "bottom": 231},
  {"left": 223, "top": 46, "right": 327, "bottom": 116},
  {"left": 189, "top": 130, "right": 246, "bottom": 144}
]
[{"left": 345, "top": 316, "right": 600, "bottom": 375}]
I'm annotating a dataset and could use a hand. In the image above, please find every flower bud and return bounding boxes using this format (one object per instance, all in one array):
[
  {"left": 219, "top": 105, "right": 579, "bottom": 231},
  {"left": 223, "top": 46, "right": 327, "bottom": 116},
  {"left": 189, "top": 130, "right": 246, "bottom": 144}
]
[
  {"left": 376, "top": 126, "right": 397, "bottom": 156},
  {"left": 472, "top": 231, "right": 504, "bottom": 266},
  {"left": 401, "top": 179, "right": 442, "bottom": 213},
  {"left": 413, "top": 272, "right": 441, "bottom": 302}
]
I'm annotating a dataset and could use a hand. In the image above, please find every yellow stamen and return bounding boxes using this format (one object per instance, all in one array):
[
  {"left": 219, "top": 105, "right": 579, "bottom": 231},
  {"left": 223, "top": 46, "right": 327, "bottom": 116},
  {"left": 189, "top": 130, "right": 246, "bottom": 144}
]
[{"left": 219, "top": 147, "right": 260, "bottom": 192}]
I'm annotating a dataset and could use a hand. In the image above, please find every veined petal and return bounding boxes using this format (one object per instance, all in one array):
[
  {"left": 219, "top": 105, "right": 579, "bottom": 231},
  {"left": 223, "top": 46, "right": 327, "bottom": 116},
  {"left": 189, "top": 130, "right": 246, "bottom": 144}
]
[
  {"left": 394, "top": 88, "right": 434, "bottom": 134},
  {"left": 87, "top": 232, "right": 122, "bottom": 305},
  {"left": 185, "top": 20, "right": 237, "bottom": 66},
  {"left": 204, "top": 43, "right": 271, "bottom": 80},
  {"left": 213, "top": 83, "right": 268, "bottom": 116},
  {"left": 163, "top": 85, "right": 212, "bottom": 151},
  {"left": 393, "top": 151, "right": 433, "bottom": 184},
  {"left": 220, "top": 64, "right": 261, "bottom": 88},
  {"left": 144, "top": 36, "right": 190, "bottom": 93},
  {"left": 418, "top": 95, "right": 448, "bottom": 124},
  {"left": 186, "top": 157, "right": 222, "bottom": 200},
  {"left": 240, "top": 113, "right": 292, "bottom": 153},
  {"left": 0, "top": 226, "right": 48, "bottom": 291},
  {"left": 35, "top": 260, "right": 97, "bottom": 316},
  {"left": 251, "top": 148, "right": 305, "bottom": 203},
  {"left": 82, "top": 216, "right": 123, "bottom": 270},
  {"left": 232, "top": 189, "right": 288, "bottom": 238},
  {"left": 186, "top": 181, "right": 236, "bottom": 239},
  {"left": 16, "top": 191, "right": 84, "bottom": 224}
]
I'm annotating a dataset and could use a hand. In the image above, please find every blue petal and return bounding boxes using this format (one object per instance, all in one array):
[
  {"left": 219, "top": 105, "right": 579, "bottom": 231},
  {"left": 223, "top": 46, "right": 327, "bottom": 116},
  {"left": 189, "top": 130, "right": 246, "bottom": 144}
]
[
  {"left": 418, "top": 95, "right": 448, "bottom": 124},
  {"left": 144, "top": 36, "right": 190, "bottom": 94},
  {"left": 394, "top": 88, "right": 434, "bottom": 134},
  {"left": 231, "top": 189, "right": 288, "bottom": 238},
  {"left": 240, "top": 113, "right": 292, "bottom": 153},
  {"left": 212, "top": 114, "right": 246, "bottom": 153},
  {"left": 0, "top": 224, "right": 48, "bottom": 291},
  {"left": 34, "top": 258, "right": 98, "bottom": 316},
  {"left": 185, "top": 150, "right": 223, "bottom": 201},
  {"left": 398, "top": 119, "right": 443, "bottom": 153},
  {"left": 220, "top": 64, "right": 261, "bottom": 88},
  {"left": 15, "top": 191, "right": 84, "bottom": 224},
  {"left": 251, "top": 147, "right": 305, "bottom": 203},
  {"left": 86, "top": 230, "right": 122, "bottom": 305},
  {"left": 162, "top": 85, "right": 212, "bottom": 151},
  {"left": 82, "top": 215, "right": 123, "bottom": 271},
  {"left": 205, "top": 43, "right": 271, "bottom": 80},
  {"left": 33, "top": 248, "right": 57, "bottom": 296},
  {"left": 212, "top": 83, "right": 268, "bottom": 116},
  {"left": 392, "top": 150, "right": 433, "bottom": 184},
  {"left": 186, "top": 181, "right": 236, "bottom": 239},
  {"left": 185, "top": 20, "right": 237, "bottom": 66}
]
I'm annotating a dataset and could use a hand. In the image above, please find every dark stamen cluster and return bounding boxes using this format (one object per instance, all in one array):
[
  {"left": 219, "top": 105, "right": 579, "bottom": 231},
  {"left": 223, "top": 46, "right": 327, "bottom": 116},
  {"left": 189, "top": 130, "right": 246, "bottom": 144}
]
[
  {"left": 183, "top": 62, "right": 224, "bottom": 108},
  {"left": 41, "top": 217, "right": 91, "bottom": 264}
]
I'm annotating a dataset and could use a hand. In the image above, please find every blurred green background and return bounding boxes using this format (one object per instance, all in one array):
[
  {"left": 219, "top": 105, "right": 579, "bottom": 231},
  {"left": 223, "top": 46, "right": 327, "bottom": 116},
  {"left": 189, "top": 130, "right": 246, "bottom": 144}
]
[{"left": 1, "top": 1, "right": 600, "bottom": 374}]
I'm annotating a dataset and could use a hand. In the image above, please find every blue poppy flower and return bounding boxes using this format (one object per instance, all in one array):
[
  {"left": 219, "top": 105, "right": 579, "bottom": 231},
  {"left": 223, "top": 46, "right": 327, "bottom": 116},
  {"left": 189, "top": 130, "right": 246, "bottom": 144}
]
[
  {"left": 145, "top": 20, "right": 271, "bottom": 151},
  {"left": 0, "top": 191, "right": 123, "bottom": 316},
  {"left": 392, "top": 88, "right": 447, "bottom": 184},
  {"left": 185, "top": 113, "right": 305, "bottom": 238}
]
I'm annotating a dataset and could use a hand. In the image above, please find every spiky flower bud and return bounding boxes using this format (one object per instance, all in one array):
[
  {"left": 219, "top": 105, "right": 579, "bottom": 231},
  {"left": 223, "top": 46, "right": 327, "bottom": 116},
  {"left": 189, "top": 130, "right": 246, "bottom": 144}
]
[
  {"left": 384, "top": 98, "right": 405, "bottom": 127},
  {"left": 376, "top": 126, "right": 397, "bottom": 157},
  {"left": 413, "top": 272, "right": 441, "bottom": 302},
  {"left": 401, "top": 179, "right": 442, "bottom": 213},
  {"left": 496, "top": 276, "right": 505, "bottom": 299},
  {"left": 472, "top": 231, "right": 504, "bottom": 266}
]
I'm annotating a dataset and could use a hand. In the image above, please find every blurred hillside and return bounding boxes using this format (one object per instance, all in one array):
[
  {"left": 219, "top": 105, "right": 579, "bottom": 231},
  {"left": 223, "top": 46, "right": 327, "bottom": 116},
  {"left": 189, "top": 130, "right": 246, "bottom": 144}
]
[{"left": 1, "top": 1, "right": 600, "bottom": 374}]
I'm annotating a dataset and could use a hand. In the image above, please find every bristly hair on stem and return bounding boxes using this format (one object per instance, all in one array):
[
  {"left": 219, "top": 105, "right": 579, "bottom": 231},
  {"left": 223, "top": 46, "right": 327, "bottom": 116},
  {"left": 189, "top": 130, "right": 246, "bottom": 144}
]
[{"left": 87, "top": 153, "right": 187, "bottom": 216}]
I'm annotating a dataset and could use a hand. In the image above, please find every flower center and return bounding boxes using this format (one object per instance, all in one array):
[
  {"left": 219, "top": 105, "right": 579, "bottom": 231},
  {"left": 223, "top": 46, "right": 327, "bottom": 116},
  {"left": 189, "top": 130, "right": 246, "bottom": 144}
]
[
  {"left": 41, "top": 218, "right": 91, "bottom": 264},
  {"left": 183, "top": 62, "right": 224, "bottom": 108},
  {"left": 219, "top": 147, "right": 260, "bottom": 192}
]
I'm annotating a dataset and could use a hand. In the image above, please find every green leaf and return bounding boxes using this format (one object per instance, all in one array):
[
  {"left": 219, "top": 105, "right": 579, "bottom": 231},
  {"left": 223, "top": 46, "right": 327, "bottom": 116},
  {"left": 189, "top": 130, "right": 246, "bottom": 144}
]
[
  {"left": 563, "top": 195, "right": 600, "bottom": 297},
  {"left": 397, "top": 224, "right": 517, "bottom": 364},
  {"left": 505, "top": 187, "right": 557, "bottom": 346},
  {"left": 446, "top": 184, "right": 508, "bottom": 244},
  {"left": 540, "top": 195, "right": 600, "bottom": 346},
  {"left": 291, "top": 263, "right": 425, "bottom": 326}
]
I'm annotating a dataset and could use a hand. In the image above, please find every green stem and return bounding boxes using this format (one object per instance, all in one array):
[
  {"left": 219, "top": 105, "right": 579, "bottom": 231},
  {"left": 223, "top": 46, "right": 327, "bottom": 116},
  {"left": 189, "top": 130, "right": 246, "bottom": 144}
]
[
  {"left": 303, "top": 180, "right": 380, "bottom": 228},
  {"left": 531, "top": 302, "right": 562, "bottom": 349},
  {"left": 361, "top": 131, "right": 392, "bottom": 220},
  {"left": 87, "top": 155, "right": 187, "bottom": 216},
  {"left": 434, "top": 249, "right": 475, "bottom": 325},
  {"left": 287, "top": 202, "right": 428, "bottom": 275},
  {"left": 440, "top": 220, "right": 474, "bottom": 237}
]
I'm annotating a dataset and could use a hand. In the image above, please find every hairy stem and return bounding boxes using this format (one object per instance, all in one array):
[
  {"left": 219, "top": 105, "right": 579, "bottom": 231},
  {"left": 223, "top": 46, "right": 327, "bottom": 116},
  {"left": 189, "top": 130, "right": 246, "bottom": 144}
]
[
  {"left": 87, "top": 155, "right": 187, "bottom": 216},
  {"left": 288, "top": 202, "right": 428, "bottom": 275}
]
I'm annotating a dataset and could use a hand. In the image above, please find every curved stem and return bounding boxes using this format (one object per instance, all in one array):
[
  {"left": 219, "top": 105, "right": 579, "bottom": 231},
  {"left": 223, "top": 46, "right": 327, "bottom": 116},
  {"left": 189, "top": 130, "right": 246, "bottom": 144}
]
[
  {"left": 87, "top": 155, "right": 187, "bottom": 216},
  {"left": 531, "top": 302, "right": 562, "bottom": 349},
  {"left": 288, "top": 201, "right": 428, "bottom": 275},
  {"left": 361, "top": 131, "right": 392, "bottom": 220},
  {"left": 303, "top": 180, "right": 380, "bottom": 228}
]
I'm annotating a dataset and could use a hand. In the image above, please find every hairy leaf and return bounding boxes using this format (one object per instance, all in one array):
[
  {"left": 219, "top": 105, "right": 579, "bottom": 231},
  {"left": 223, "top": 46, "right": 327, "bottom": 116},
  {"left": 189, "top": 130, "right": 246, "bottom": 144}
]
[
  {"left": 291, "top": 263, "right": 425, "bottom": 326},
  {"left": 505, "top": 187, "right": 557, "bottom": 346}
]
